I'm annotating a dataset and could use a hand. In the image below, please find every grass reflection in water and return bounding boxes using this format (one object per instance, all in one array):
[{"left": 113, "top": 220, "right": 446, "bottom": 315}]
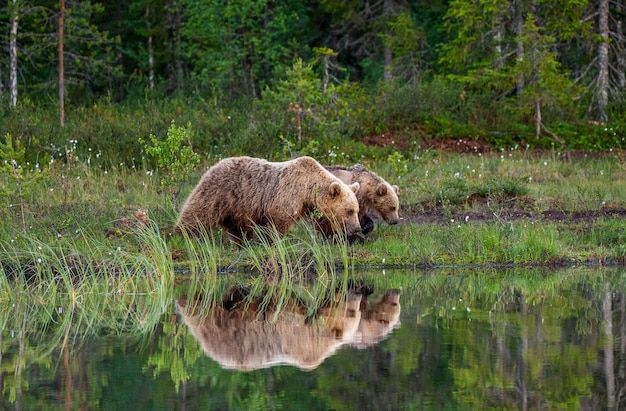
[{"left": 2, "top": 223, "right": 626, "bottom": 409}]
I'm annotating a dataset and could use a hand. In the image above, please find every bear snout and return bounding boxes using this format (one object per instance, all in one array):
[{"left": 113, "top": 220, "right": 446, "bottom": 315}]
[
  {"left": 386, "top": 216, "right": 400, "bottom": 225},
  {"left": 346, "top": 223, "right": 362, "bottom": 236}
]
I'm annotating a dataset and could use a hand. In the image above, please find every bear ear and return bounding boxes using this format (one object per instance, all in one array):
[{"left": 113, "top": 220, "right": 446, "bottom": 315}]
[
  {"left": 376, "top": 184, "right": 388, "bottom": 196},
  {"left": 392, "top": 185, "right": 399, "bottom": 194},
  {"left": 349, "top": 182, "right": 360, "bottom": 194},
  {"left": 329, "top": 181, "right": 341, "bottom": 198}
]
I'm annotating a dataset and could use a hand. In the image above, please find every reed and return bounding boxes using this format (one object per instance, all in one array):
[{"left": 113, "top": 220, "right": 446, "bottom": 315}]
[
  {"left": 0, "top": 225, "right": 175, "bottom": 341},
  {"left": 231, "top": 223, "right": 355, "bottom": 317},
  {"left": 170, "top": 226, "right": 227, "bottom": 314}
]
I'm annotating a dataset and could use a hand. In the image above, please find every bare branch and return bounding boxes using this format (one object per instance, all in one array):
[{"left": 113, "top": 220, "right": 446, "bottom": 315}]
[{"left": 573, "top": 57, "right": 598, "bottom": 84}]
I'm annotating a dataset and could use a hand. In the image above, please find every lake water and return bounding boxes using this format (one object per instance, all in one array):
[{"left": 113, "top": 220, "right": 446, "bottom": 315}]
[{"left": 2, "top": 267, "right": 625, "bottom": 410}]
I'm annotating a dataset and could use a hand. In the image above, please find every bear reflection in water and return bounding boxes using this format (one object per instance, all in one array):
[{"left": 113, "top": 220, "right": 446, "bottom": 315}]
[{"left": 176, "top": 287, "right": 401, "bottom": 371}]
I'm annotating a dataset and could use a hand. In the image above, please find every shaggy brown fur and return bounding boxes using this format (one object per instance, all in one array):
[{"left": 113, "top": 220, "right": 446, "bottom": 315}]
[
  {"left": 175, "top": 156, "right": 361, "bottom": 241},
  {"left": 176, "top": 287, "right": 401, "bottom": 371},
  {"left": 351, "top": 289, "right": 402, "bottom": 349},
  {"left": 316, "top": 164, "right": 400, "bottom": 239}
]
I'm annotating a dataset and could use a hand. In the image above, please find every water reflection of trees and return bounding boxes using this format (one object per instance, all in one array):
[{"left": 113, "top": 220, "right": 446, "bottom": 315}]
[
  {"left": 407, "top": 269, "right": 626, "bottom": 410},
  {"left": 2, "top": 268, "right": 626, "bottom": 409},
  {"left": 0, "top": 278, "right": 166, "bottom": 410},
  {"left": 594, "top": 284, "right": 626, "bottom": 411}
]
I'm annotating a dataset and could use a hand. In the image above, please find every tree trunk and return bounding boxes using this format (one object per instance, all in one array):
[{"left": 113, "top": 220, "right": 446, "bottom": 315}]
[
  {"left": 10, "top": 0, "right": 19, "bottom": 107},
  {"left": 535, "top": 99, "right": 541, "bottom": 138},
  {"left": 596, "top": 0, "right": 609, "bottom": 122},
  {"left": 173, "top": 0, "right": 184, "bottom": 91},
  {"left": 603, "top": 284, "right": 616, "bottom": 410},
  {"left": 616, "top": 21, "right": 625, "bottom": 90},
  {"left": 513, "top": 1, "right": 524, "bottom": 95},
  {"left": 59, "top": 0, "right": 65, "bottom": 127},
  {"left": 146, "top": 6, "right": 154, "bottom": 90},
  {"left": 383, "top": 0, "right": 393, "bottom": 82},
  {"left": 322, "top": 55, "right": 329, "bottom": 92},
  {"left": 494, "top": 12, "right": 504, "bottom": 69}
]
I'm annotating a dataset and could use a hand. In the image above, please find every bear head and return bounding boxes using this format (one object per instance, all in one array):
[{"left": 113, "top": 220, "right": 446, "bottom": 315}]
[
  {"left": 352, "top": 289, "right": 401, "bottom": 348},
  {"left": 368, "top": 183, "right": 400, "bottom": 226},
  {"left": 317, "top": 181, "right": 362, "bottom": 236}
]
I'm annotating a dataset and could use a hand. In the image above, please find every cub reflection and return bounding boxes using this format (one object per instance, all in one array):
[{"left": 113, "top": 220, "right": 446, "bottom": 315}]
[{"left": 176, "top": 287, "right": 401, "bottom": 371}]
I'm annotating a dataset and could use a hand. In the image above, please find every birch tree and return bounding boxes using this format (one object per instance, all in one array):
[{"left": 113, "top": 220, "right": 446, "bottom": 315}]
[
  {"left": 58, "top": 0, "right": 65, "bottom": 126},
  {"left": 595, "top": 0, "right": 609, "bottom": 122},
  {"left": 9, "top": 0, "right": 20, "bottom": 107},
  {"left": 145, "top": 4, "right": 154, "bottom": 90}
]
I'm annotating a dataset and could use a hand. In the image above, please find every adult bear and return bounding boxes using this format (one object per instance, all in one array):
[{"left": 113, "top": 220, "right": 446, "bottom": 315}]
[
  {"left": 175, "top": 156, "right": 361, "bottom": 242},
  {"left": 176, "top": 288, "right": 364, "bottom": 371},
  {"left": 317, "top": 164, "right": 400, "bottom": 240}
]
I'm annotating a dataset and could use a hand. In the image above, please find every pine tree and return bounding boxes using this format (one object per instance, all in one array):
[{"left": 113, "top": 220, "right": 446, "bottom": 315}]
[{"left": 440, "top": 0, "right": 586, "bottom": 137}]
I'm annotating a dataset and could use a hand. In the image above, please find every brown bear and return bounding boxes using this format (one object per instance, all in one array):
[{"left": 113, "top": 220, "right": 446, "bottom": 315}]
[
  {"left": 351, "top": 289, "right": 401, "bottom": 349},
  {"left": 176, "top": 285, "right": 401, "bottom": 371},
  {"left": 175, "top": 156, "right": 362, "bottom": 242},
  {"left": 315, "top": 164, "right": 400, "bottom": 240},
  {"left": 176, "top": 288, "right": 364, "bottom": 371}
]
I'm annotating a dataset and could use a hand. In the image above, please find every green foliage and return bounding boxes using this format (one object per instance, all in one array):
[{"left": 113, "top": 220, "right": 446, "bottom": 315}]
[
  {"left": 146, "top": 313, "right": 201, "bottom": 393},
  {"left": 439, "top": 0, "right": 590, "bottom": 135},
  {"left": 359, "top": 77, "right": 489, "bottom": 139},
  {"left": 259, "top": 58, "right": 326, "bottom": 146},
  {"left": 387, "top": 151, "right": 408, "bottom": 176},
  {"left": 0, "top": 134, "right": 26, "bottom": 173},
  {"left": 0, "top": 135, "right": 25, "bottom": 206},
  {"left": 19, "top": 0, "right": 122, "bottom": 103},
  {"left": 380, "top": 12, "right": 429, "bottom": 85},
  {"left": 181, "top": 0, "right": 309, "bottom": 98},
  {"left": 2, "top": 0, "right": 624, "bottom": 146},
  {"left": 258, "top": 56, "right": 367, "bottom": 158},
  {"left": 440, "top": 0, "right": 510, "bottom": 69},
  {"left": 0, "top": 134, "right": 50, "bottom": 235},
  {"left": 508, "top": 15, "right": 585, "bottom": 125},
  {"left": 139, "top": 121, "right": 200, "bottom": 205}
]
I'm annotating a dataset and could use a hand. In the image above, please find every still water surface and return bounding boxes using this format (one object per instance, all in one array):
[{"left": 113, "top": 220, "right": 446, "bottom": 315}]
[{"left": 2, "top": 267, "right": 625, "bottom": 410}]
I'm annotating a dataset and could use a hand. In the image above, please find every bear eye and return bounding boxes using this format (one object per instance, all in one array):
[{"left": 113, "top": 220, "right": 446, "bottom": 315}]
[
  {"left": 347, "top": 209, "right": 354, "bottom": 216},
  {"left": 390, "top": 206, "right": 396, "bottom": 212}
]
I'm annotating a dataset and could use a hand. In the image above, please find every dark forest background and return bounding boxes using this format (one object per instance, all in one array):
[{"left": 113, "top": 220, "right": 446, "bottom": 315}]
[{"left": 1, "top": 0, "right": 625, "bottom": 164}]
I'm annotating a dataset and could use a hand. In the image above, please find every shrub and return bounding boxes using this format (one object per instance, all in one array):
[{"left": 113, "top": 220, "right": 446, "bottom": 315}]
[{"left": 139, "top": 121, "right": 201, "bottom": 206}]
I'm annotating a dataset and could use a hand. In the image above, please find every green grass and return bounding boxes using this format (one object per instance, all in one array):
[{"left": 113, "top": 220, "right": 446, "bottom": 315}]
[
  {"left": 356, "top": 220, "right": 572, "bottom": 267},
  {"left": 1, "top": 149, "right": 626, "bottom": 285}
]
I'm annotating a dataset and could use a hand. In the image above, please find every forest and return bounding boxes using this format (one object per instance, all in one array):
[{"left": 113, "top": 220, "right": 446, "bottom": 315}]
[{"left": 1, "top": 0, "right": 625, "bottom": 164}]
